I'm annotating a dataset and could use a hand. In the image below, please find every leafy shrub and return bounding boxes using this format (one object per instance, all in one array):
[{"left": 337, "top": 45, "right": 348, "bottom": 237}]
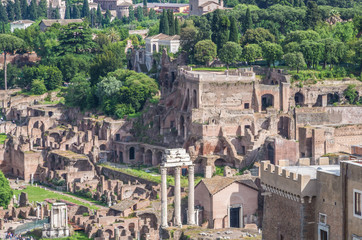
[{"left": 31, "top": 79, "right": 47, "bottom": 95}]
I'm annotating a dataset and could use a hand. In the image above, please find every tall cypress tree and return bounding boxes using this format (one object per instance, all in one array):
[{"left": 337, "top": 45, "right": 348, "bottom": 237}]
[
  {"left": 168, "top": 10, "right": 175, "bottom": 35},
  {"left": 136, "top": 6, "right": 143, "bottom": 21},
  {"left": 28, "top": 0, "right": 38, "bottom": 21},
  {"left": 14, "top": 0, "right": 22, "bottom": 20},
  {"left": 73, "top": 5, "right": 80, "bottom": 18},
  {"left": 90, "top": 8, "right": 95, "bottom": 27},
  {"left": 160, "top": 9, "right": 169, "bottom": 35},
  {"left": 55, "top": 6, "right": 60, "bottom": 19},
  {"left": 38, "top": 0, "right": 47, "bottom": 18},
  {"left": 244, "top": 8, "right": 252, "bottom": 32},
  {"left": 65, "top": 0, "right": 71, "bottom": 19},
  {"left": 229, "top": 16, "right": 238, "bottom": 43},
  {"left": 174, "top": 16, "right": 180, "bottom": 35},
  {"left": 6, "top": 2, "right": 15, "bottom": 22},
  {"left": 82, "top": 0, "right": 90, "bottom": 18},
  {"left": 128, "top": 6, "right": 135, "bottom": 22},
  {"left": 96, "top": 4, "right": 102, "bottom": 26},
  {"left": 20, "top": 0, "right": 28, "bottom": 19},
  {"left": 149, "top": 8, "right": 156, "bottom": 20},
  {"left": 0, "top": 3, "right": 8, "bottom": 23},
  {"left": 305, "top": 1, "right": 321, "bottom": 29}
]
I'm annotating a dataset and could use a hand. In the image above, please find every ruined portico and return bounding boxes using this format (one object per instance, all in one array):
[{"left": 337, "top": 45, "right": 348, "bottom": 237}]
[{"left": 160, "top": 148, "right": 195, "bottom": 228}]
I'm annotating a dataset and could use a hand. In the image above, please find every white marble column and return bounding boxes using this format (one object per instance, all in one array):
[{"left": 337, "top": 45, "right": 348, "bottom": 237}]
[
  {"left": 187, "top": 165, "right": 195, "bottom": 225},
  {"left": 174, "top": 166, "right": 181, "bottom": 227},
  {"left": 161, "top": 166, "right": 168, "bottom": 228}
]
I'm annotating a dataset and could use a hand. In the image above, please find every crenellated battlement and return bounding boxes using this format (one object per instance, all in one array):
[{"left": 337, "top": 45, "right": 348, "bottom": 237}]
[
  {"left": 178, "top": 67, "right": 256, "bottom": 83},
  {"left": 260, "top": 161, "right": 318, "bottom": 203}
]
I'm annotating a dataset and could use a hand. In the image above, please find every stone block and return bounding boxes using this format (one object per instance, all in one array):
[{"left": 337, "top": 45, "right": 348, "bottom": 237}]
[
  {"left": 278, "top": 160, "right": 289, "bottom": 167},
  {"left": 204, "top": 166, "right": 212, "bottom": 179},
  {"left": 298, "top": 158, "right": 311, "bottom": 166},
  {"left": 318, "top": 157, "right": 329, "bottom": 165}
]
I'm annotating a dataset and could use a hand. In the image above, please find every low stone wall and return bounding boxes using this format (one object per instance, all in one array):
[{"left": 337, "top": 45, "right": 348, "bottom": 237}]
[{"left": 101, "top": 166, "right": 159, "bottom": 188}]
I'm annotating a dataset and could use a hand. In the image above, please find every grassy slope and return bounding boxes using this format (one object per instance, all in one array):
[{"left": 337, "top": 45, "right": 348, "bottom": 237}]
[{"left": 13, "top": 186, "right": 99, "bottom": 210}]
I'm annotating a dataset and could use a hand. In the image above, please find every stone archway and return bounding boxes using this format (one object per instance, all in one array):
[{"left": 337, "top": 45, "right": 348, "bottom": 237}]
[
  {"left": 294, "top": 92, "right": 304, "bottom": 107},
  {"left": 129, "top": 147, "right": 135, "bottom": 160},
  {"left": 144, "top": 149, "right": 153, "bottom": 165},
  {"left": 261, "top": 94, "right": 274, "bottom": 111},
  {"left": 179, "top": 116, "right": 185, "bottom": 138}
]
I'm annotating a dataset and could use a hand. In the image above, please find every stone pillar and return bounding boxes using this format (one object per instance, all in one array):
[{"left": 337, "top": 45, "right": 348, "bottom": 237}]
[
  {"left": 187, "top": 165, "right": 195, "bottom": 225},
  {"left": 174, "top": 166, "right": 181, "bottom": 227},
  {"left": 161, "top": 166, "right": 168, "bottom": 228},
  {"left": 321, "top": 94, "right": 328, "bottom": 107}
]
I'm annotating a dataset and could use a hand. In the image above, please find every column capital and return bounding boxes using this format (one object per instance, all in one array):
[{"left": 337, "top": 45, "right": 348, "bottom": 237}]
[{"left": 161, "top": 166, "right": 168, "bottom": 174}]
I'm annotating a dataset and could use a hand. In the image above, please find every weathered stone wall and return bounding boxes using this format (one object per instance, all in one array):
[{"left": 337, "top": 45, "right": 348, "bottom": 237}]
[
  {"left": 262, "top": 193, "right": 315, "bottom": 240},
  {"left": 315, "top": 171, "right": 343, "bottom": 240}
]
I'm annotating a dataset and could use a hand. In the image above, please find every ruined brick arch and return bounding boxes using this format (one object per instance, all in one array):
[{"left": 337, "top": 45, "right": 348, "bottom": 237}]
[
  {"left": 144, "top": 149, "right": 153, "bottom": 165},
  {"left": 33, "top": 120, "right": 45, "bottom": 132},
  {"left": 100, "top": 144, "right": 107, "bottom": 151},
  {"left": 214, "top": 158, "right": 227, "bottom": 166},
  {"left": 294, "top": 92, "right": 305, "bottom": 106},
  {"left": 261, "top": 94, "right": 274, "bottom": 111},
  {"left": 327, "top": 92, "right": 340, "bottom": 105},
  {"left": 105, "top": 229, "right": 113, "bottom": 238},
  {"left": 49, "top": 132, "right": 61, "bottom": 143},
  {"left": 129, "top": 147, "right": 135, "bottom": 160}
]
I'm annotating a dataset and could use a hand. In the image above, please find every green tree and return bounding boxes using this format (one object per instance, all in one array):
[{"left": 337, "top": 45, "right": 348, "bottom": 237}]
[
  {"left": 175, "top": 17, "right": 180, "bottom": 35},
  {"left": 284, "top": 52, "right": 305, "bottom": 72},
  {"left": 20, "top": 0, "right": 27, "bottom": 19},
  {"left": 159, "top": 9, "right": 169, "bottom": 35},
  {"left": 31, "top": 79, "right": 47, "bottom": 95},
  {"left": 149, "top": 8, "right": 156, "bottom": 20},
  {"left": 194, "top": 40, "right": 217, "bottom": 66},
  {"left": 6, "top": 2, "right": 15, "bottom": 22},
  {"left": 168, "top": 10, "right": 175, "bottom": 35},
  {"left": 241, "top": 28, "right": 275, "bottom": 46},
  {"left": 299, "top": 41, "right": 322, "bottom": 69},
  {"left": 57, "top": 22, "right": 95, "bottom": 55},
  {"left": 305, "top": 1, "right": 321, "bottom": 29},
  {"left": 344, "top": 84, "right": 358, "bottom": 104},
  {"left": 244, "top": 7, "right": 253, "bottom": 32},
  {"left": 218, "top": 41, "right": 242, "bottom": 69},
  {"left": 261, "top": 41, "right": 283, "bottom": 67},
  {"left": 65, "top": 0, "right": 71, "bottom": 19},
  {"left": 54, "top": 7, "right": 60, "bottom": 19},
  {"left": 136, "top": 6, "right": 143, "bottom": 21},
  {"left": 38, "top": 0, "right": 47, "bottom": 18},
  {"left": 0, "top": 63, "right": 21, "bottom": 89},
  {"left": 229, "top": 16, "right": 238, "bottom": 43},
  {"left": 0, "top": 3, "right": 8, "bottom": 23},
  {"left": 0, "top": 34, "right": 24, "bottom": 90},
  {"left": 96, "top": 4, "right": 102, "bottom": 26},
  {"left": 180, "top": 26, "right": 198, "bottom": 54},
  {"left": 73, "top": 5, "right": 80, "bottom": 19},
  {"left": 90, "top": 50, "right": 124, "bottom": 85},
  {"left": 0, "top": 170, "right": 12, "bottom": 208},
  {"left": 211, "top": 11, "right": 230, "bottom": 50},
  {"left": 28, "top": 0, "right": 38, "bottom": 21},
  {"left": 14, "top": 0, "right": 22, "bottom": 20},
  {"left": 65, "top": 75, "right": 91, "bottom": 109},
  {"left": 284, "top": 30, "right": 320, "bottom": 44},
  {"left": 128, "top": 6, "right": 135, "bottom": 22},
  {"left": 57, "top": 54, "right": 89, "bottom": 82},
  {"left": 242, "top": 44, "right": 262, "bottom": 64},
  {"left": 82, "top": 0, "right": 89, "bottom": 18}
]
